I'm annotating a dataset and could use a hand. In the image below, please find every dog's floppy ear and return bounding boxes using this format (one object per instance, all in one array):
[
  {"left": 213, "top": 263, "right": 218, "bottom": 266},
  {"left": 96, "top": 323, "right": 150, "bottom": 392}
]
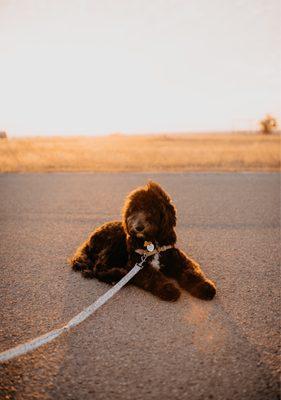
[
  {"left": 162, "top": 200, "right": 177, "bottom": 231},
  {"left": 146, "top": 181, "right": 177, "bottom": 228}
]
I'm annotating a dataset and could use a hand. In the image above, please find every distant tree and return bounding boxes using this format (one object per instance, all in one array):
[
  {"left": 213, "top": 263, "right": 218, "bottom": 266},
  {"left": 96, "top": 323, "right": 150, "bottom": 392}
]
[
  {"left": 259, "top": 115, "right": 277, "bottom": 134},
  {"left": 0, "top": 131, "right": 8, "bottom": 139}
]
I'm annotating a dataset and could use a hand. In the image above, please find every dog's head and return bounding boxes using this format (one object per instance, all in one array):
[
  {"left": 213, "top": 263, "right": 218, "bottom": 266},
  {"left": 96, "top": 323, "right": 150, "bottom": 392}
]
[{"left": 122, "top": 181, "right": 177, "bottom": 246}]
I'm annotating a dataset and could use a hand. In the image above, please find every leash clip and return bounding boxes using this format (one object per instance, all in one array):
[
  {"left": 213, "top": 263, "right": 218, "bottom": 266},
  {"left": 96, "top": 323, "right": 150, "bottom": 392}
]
[{"left": 137, "top": 253, "right": 148, "bottom": 269}]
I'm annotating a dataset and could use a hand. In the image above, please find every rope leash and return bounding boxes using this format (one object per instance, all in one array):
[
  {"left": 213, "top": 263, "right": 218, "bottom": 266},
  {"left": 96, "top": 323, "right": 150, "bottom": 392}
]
[{"left": 0, "top": 254, "right": 148, "bottom": 363}]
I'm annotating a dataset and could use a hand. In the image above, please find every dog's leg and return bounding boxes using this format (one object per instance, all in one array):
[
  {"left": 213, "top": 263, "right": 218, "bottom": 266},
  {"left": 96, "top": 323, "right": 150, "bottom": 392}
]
[
  {"left": 69, "top": 240, "right": 95, "bottom": 278},
  {"left": 161, "top": 249, "right": 216, "bottom": 300},
  {"left": 94, "top": 264, "right": 128, "bottom": 283},
  {"left": 131, "top": 263, "right": 180, "bottom": 301}
]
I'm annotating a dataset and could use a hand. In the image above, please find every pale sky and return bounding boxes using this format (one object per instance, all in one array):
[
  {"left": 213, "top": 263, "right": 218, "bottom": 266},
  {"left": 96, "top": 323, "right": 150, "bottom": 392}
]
[{"left": 0, "top": 0, "right": 280, "bottom": 136}]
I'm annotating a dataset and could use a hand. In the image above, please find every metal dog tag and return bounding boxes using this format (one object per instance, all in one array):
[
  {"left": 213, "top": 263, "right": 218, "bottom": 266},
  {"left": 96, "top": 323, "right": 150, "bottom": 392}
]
[{"left": 147, "top": 243, "right": 155, "bottom": 252}]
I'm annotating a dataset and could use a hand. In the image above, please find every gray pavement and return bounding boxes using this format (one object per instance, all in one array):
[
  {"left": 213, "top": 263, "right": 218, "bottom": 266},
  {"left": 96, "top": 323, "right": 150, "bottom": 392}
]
[{"left": 0, "top": 172, "right": 280, "bottom": 400}]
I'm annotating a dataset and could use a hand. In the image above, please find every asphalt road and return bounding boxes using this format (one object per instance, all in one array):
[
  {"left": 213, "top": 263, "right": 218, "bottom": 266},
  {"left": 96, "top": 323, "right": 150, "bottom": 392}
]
[{"left": 0, "top": 172, "right": 280, "bottom": 400}]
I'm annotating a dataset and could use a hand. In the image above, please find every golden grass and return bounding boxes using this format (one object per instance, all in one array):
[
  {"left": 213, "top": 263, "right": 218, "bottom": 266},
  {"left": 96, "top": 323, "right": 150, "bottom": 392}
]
[{"left": 0, "top": 133, "right": 280, "bottom": 172}]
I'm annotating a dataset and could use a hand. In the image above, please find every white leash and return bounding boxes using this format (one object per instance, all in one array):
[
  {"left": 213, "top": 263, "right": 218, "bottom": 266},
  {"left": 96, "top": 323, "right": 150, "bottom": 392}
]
[{"left": 0, "top": 255, "right": 148, "bottom": 363}]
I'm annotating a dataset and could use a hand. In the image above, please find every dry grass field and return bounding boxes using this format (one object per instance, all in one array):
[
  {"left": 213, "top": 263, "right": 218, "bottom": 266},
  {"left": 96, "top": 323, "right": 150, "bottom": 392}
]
[{"left": 0, "top": 133, "right": 280, "bottom": 172}]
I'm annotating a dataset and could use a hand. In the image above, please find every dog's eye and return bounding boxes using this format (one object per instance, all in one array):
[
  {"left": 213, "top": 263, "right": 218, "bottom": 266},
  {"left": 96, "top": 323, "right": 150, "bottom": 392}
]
[{"left": 147, "top": 215, "right": 160, "bottom": 225}]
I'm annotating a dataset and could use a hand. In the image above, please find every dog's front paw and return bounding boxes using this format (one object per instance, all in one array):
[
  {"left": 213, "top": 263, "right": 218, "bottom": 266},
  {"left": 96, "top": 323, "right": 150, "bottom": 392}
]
[
  {"left": 158, "top": 283, "right": 181, "bottom": 302},
  {"left": 193, "top": 279, "right": 216, "bottom": 300}
]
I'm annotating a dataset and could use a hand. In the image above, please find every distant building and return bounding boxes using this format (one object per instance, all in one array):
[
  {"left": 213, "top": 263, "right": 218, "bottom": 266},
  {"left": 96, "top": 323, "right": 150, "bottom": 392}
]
[{"left": 0, "top": 131, "right": 7, "bottom": 139}]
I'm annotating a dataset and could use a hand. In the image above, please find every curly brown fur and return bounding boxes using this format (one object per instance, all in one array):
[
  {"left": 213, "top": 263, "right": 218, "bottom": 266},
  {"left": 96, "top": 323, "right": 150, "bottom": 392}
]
[{"left": 69, "top": 181, "right": 216, "bottom": 302}]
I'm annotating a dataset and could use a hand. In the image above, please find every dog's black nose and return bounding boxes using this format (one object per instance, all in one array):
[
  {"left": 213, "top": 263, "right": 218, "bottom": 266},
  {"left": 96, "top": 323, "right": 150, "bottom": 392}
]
[{"left": 135, "top": 225, "right": 144, "bottom": 232}]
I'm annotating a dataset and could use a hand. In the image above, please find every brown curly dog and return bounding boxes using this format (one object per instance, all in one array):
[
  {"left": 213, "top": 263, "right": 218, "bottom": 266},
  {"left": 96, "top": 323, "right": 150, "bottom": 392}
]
[{"left": 70, "top": 181, "right": 216, "bottom": 302}]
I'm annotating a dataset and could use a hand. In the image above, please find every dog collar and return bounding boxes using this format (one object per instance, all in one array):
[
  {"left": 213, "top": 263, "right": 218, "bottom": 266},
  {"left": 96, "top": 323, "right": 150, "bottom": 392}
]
[{"left": 135, "top": 241, "right": 174, "bottom": 257}]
